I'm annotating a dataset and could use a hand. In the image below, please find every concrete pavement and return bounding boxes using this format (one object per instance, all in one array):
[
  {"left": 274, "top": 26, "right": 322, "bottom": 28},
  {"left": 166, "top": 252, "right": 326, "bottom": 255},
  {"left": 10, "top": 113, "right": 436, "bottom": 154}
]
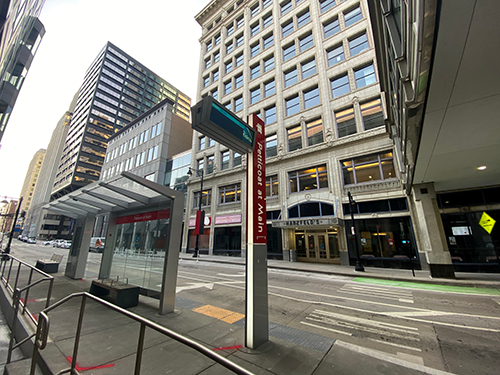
[{"left": 2, "top": 254, "right": 500, "bottom": 374}]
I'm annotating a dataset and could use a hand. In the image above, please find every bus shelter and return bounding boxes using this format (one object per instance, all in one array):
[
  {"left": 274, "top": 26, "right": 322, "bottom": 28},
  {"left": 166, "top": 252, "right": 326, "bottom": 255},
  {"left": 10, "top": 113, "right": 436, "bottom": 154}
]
[{"left": 43, "top": 171, "right": 183, "bottom": 314}]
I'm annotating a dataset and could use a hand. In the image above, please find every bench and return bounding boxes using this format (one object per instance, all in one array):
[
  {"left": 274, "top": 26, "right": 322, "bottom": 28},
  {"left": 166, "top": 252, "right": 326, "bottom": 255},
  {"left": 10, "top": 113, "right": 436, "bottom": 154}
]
[
  {"left": 90, "top": 278, "right": 139, "bottom": 308},
  {"left": 35, "top": 253, "right": 63, "bottom": 273}
]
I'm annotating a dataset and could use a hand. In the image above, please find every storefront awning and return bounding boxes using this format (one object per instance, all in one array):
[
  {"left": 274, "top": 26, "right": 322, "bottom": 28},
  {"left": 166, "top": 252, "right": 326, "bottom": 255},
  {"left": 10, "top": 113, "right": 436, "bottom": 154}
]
[
  {"left": 43, "top": 172, "right": 183, "bottom": 219},
  {"left": 272, "top": 217, "right": 343, "bottom": 229}
]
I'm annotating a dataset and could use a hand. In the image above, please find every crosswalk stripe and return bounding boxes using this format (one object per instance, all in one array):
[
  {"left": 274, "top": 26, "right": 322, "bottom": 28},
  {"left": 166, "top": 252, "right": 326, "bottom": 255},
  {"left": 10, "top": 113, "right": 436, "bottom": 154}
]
[{"left": 344, "top": 285, "right": 413, "bottom": 298}]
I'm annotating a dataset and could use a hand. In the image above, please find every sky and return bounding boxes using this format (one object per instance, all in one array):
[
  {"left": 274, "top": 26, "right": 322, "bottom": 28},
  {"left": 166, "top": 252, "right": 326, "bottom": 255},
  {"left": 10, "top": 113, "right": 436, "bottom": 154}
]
[{"left": 0, "top": 0, "right": 209, "bottom": 200}]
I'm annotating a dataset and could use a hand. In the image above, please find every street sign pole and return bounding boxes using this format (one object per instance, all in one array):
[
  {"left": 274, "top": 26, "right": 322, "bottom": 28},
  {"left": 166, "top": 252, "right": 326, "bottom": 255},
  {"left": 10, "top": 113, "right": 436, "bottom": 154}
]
[{"left": 245, "top": 114, "right": 268, "bottom": 349}]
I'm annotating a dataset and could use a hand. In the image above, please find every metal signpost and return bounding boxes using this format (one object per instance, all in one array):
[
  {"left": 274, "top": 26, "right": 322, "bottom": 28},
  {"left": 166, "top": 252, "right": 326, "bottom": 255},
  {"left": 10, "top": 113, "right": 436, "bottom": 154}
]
[{"left": 191, "top": 99, "right": 268, "bottom": 349}]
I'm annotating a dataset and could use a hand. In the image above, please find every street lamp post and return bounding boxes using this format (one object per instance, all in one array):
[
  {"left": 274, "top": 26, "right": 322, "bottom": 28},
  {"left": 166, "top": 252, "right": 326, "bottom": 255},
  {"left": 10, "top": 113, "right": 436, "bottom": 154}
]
[
  {"left": 187, "top": 167, "right": 204, "bottom": 258},
  {"left": 348, "top": 191, "right": 364, "bottom": 272},
  {"left": 4, "top": 196, "right": 23, "bottom": 255}
]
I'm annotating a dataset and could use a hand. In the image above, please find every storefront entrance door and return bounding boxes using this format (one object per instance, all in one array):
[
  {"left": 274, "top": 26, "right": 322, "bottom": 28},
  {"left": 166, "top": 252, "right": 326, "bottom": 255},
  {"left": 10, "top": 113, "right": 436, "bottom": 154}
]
[{"left": 297, "top": 229, "right": 339, "bottom": 263}]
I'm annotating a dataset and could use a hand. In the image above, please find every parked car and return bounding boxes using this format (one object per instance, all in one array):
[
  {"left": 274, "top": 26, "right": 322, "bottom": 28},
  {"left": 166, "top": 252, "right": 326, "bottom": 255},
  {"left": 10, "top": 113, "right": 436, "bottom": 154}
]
[
  {"left": 60, "top": 240, "right": 72, "bottom": 249},
  {"left": 43, "top": 240, "right": 54, "bottom": 246},
  {"left": 53, "top": 239, "right": 65, "bottom": 247},
  {"left": 27, "top": 237, "right": 36, "bottom": 244}
]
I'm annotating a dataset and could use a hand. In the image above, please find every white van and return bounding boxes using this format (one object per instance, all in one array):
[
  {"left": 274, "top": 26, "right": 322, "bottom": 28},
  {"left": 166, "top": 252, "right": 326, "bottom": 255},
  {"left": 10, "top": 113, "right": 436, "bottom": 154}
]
[{"left": 89, "top": 237, "right": 106, "bottom": 253}]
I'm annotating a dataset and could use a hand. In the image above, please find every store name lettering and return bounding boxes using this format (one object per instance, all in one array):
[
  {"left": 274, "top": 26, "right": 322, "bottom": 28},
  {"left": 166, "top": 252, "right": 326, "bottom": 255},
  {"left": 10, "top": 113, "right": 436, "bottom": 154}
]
[{"left": 282, "top": 219, "right": 321, "bottom": 227}]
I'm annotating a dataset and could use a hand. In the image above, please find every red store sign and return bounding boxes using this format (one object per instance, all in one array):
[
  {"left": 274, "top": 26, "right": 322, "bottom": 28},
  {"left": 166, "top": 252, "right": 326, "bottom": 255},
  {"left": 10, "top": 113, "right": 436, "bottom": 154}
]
[{"left": 116, "top": 209, "right": 171, "bottom": 225}]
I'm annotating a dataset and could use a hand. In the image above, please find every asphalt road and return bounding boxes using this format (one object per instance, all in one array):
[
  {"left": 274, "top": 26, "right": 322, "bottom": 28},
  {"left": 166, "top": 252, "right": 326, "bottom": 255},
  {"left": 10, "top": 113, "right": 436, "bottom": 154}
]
[{"left": 7, "top": 241, "right": 500, "bottom": 375}]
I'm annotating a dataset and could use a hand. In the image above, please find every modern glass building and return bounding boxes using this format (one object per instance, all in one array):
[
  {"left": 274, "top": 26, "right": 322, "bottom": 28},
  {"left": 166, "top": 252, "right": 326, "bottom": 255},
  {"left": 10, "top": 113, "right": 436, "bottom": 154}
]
[
  {"left": 51, "top": 41, "right": 191, "bottom": 200},
  {"left": 0, "top": 0, "right": 46, "bottom": 143},
  {"left": 183, "top": 0, "right": 418, "bottom": 269}
]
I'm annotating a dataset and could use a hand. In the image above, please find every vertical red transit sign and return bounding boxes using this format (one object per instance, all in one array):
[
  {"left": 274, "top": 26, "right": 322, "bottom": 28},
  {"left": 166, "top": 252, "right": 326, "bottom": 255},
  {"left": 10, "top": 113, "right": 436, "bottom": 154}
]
[{"left": 247, "top": 114, "right": 267, "bottom": 244}]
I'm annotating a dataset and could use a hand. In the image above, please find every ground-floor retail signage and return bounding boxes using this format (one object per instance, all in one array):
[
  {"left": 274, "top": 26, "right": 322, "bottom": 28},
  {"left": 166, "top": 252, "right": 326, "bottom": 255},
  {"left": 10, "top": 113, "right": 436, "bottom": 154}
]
[
  {"left": 116, "top": 209, "right": 170, "bottom": 224},
  {"left": 215, "top": 214, "right": 242, "bottom": 225},
  {"left": 188, "top": 215, "right": 211, "bottom": 227},
  {"left": 272, "top": 217, "right": 341, "bottom": 228}
]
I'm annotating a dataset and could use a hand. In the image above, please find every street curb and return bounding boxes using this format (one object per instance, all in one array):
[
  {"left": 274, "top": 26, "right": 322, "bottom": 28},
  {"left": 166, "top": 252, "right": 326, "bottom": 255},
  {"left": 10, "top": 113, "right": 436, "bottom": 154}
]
[{"left": 179, "top": 257, "right": 500, "bottom": 290}]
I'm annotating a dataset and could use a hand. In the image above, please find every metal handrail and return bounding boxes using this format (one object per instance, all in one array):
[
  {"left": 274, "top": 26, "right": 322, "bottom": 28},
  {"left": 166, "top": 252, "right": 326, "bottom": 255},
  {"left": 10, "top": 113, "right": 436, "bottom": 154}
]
[
  {"left": 0, "top": 252, "right": 55, "bottom": 364},
  {"left": 32, "top": 292, "right": 254, "bottom": 375}
]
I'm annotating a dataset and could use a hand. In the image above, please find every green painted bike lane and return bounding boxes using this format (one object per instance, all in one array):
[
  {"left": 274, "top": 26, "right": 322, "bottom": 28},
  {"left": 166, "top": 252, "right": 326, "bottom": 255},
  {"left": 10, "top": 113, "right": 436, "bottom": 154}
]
[{"left": 353, "top": 277, "right": 500, "bottom": 295}]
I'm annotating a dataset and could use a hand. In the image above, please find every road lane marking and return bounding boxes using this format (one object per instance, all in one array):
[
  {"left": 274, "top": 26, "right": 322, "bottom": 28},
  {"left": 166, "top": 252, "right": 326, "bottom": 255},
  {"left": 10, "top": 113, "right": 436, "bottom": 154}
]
[
  {"left": 193, "top": 305, "right": 245, "bottom": 324},
  {"left": 176, "top": 283, "right": 214, "bottom": 293},
  {"left": 385, "top": 311, "right": 456, "bottom": 317},
  {"left": 337, "top": 289, "right": 414, "bottom": 304},
  {"left": 300, "top": 321, "right": 352, "bottom": 336},
  {"left": 368, "top": 338, "right": 422, "bottom": 352},
  {"left": 334, "top": 341, "right": 453, "bottom": 375}
]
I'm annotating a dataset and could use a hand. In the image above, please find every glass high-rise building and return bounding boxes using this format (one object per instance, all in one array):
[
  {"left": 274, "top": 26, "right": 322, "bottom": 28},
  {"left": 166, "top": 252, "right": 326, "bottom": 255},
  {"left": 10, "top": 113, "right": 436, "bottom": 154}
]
[{"left": 51, "top": 41, "right": 191, "bottom": 199}]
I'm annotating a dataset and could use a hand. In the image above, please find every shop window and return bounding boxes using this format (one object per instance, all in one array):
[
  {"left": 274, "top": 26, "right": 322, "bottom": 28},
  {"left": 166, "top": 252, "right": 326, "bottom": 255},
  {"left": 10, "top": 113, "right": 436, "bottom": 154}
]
[
  {"left": 306, "top": 118, "right": 323, "bottom": 146},
  {"left": 266, "top": 134, "right": 278, "bottom": 157},
  {"left": 341, "top": 151, "right": 396, "bottom": 185},
  {"left": 361, "top": 98, "right": 384, "bottom": 130},
  {"left": 219, "top": 183, "right": 241, "bottom": 204},
  {"left": 288, "top": 201, "right": 335, "bottom": 218},
  {"left": 288, "top": 125, "right": 302, "bottom": 152},
  {"left": 266, "top": 175, "right": 279, "bottom": 197},
  {"left": 289, "top": 164, "right": 328, "bottom": 193},
  {"left": 193, "top": 189, "right": 211, "bottom": 208},
  {"left": 214, "top": 227, "right": 242, "bottom": 255},
  {"left": 336, "top": 106, "right": 356, "bottom": 137}
]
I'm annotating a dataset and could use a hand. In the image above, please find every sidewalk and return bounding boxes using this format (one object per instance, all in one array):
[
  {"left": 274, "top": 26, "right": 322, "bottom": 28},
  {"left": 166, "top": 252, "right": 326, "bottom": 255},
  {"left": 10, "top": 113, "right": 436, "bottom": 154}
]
[{"left": 3, "top": 254, "right": 500, "bottom": 375}]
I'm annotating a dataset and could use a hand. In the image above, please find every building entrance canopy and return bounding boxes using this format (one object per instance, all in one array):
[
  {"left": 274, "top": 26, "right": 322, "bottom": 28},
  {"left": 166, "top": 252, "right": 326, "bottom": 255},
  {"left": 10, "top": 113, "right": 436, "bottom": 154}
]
[{"left": 43, "top": 171, "right": 181, "bottom": 219}]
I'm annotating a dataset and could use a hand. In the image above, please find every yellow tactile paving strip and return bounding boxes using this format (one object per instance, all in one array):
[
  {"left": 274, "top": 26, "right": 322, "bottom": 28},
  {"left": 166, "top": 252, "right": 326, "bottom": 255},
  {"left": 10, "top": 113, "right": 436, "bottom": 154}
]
[{"left": 193, "top": 305, "right": 245, "bottom": 324}]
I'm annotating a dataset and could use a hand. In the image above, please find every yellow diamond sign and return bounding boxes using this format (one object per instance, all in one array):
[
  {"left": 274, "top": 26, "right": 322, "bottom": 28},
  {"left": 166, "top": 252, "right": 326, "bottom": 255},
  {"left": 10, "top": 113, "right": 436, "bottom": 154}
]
[{"left": 479, "top": 212, "right": 496, "bottom": 234}]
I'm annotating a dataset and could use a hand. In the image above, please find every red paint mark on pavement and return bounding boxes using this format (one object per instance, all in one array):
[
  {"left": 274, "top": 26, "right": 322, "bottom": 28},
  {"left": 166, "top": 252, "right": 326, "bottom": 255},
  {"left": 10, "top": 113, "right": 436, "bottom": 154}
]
[
  {"left": 214, "top": 345, "right": 242, "bottom": 351},
  {"left": 66, "top": 356, "right": 115, "bottom": 371}
]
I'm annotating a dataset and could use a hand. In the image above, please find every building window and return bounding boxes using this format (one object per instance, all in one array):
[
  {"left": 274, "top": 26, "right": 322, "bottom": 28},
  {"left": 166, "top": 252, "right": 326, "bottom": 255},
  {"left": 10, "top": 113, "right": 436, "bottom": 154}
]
[
  {"left": 251, "top": 42, "right": 260, "bottom": 57},
  {"left": 323, "top": 17, "right": 340, "bottom": 38},
  {"left": 251, "top": 22, "right": 260, "bottom": 37},
  {"left": 288, "top": 125, "right": 302, "bottom": 152},
  {"left": 206, "top": 41, "right": 213, "bottom": 52},
  {"left": 224, "top": 81, "right": 232, "bottom": 94},
  {"left": 213, "top": 70, "right": 219, "bottom": 81},
  {"left": 211, "top": 89, "right": 218, "bottom": 100},
  {"left": 301, "top": 58, "right": 316, "bottom": 79},
  {"left": 264, "top": 79, "right": 276, "bottom": 98},
  {"left": 266, "top": 134, "right": 278, "bottom": 157},
  {"left": 342, "top": 151, "right": 395, "bottom": 185},
  {"left": 284, "top": 68, "right": 298, "bottom": 87},
  {"left": 327, "top": 44, "right": 345, "bottom": 66},
  {"left": 250, "top": 87, "right": 261, "bottom": 104},
  {"left": 235, "top": 95, "right": 243, "bottom": 112},
  {"left": 227, "top": 24, "right": 234, "bottom": 36},
  {"left": 282, "top": 19, "right": 294, "bottom": 38},
  {"left": 219, "top": 183, "right": 241, "bottom": 204},
  {"left": 235, "top": 73, "right": 243, "bottom": 89},
  {"left": 264, "top": 54, "right": 275, "bottom": 72},
  {"left": 289, "top": 165, "right": 328, "bottom": 193},
  {"left": 237, "top": 15, "right": 244, "bottom": 29},
  {"left": 306, "top": 118, "right": 323, "bottom": 146},
  {"left": 336, "top": 107, "right": 356, "bottom": 137},
  {"left": 304, "top": 86, "right": 320, "bottom": 109},
  {"left": 203, "top": 76, "right": 210, "bottom": 87},
  {"left": 208, "top": 138, "right": 215, "bottom": 147},
  {"left": 224, "top": 101, "right": 231, "bottom": 110},
  {"left": 263, "top": 12, "right": 273, "bottom": 29},
  {"left": 193, "top": 189, "right": 212, "bottom": 208},
  {"left": 197, "top": 158, "right": 204, "bottom": 173},
  {"left": 266, "top": 175, "right": 279, "bottom": 197},
  {"left": 286, "top": 94, "right": 300, "bottom": 116},
  {"left": 297, "top": 9, "right": 311, "bottom": 28},
  {"left": 236, "top": 33, "right": 244, "bottom": 47},
  {"left": 205, "top": 58, "right": 211, "bottom": 69},
  {"left": 207, "top": 155, "right": 214, "bottom": 174},
  {"left": 344, "top": 5, "right": 363, "bottom": 27},
  {"left": 361, "top": 98, "right": 384, "bottom": 130},
  {"left": 226, "top": 41, "right": 234, "bottom": 54},
  {"left": 214, "top": 51, "right": 220, "bottom": 62},
  {"left": 225, "top": 61, "right": 233, "bottom": 74},
  {"left": 235, "top": 53, "right": 244, "bottom": 67},
  {"left": 281, "top": 0, "right": 292, "bottom": 15},
  {"left": 265, "top": 105, "right": 277, "bottom": 124},
  {"left": 251, "top": 3, "right": 260, "bottom": 17},
  {"left": 299, "top": 32, "right": 313, "bottom": 52},
  {"left": 221, "top": 151, "right": 230, "bottom": 170},
  {"left": 283, "top": 43, "right": 296, "bottom": 62},
  {"left": 263, "top": 33, "right": 274, "bottom": 49},
  {"left": 355, "top": 63, "right": 376, "bottom": 88},
  {"left": 215, "top": 34, "right": 221, "bottom": 45},
  {"left": 331, "top": 74, "right": 350, "bottom": 97},
  {"left": 151, "top": 122, "right": 162, "bottom": 137},
  {"left": 251, "top": 64, "right": 261, "bottom": 80},
  {"left": 319, "top": 0, "right": 336, "bottom": 13},
  {"left": 263, "top": 0, "right": 272, "bottom": 9},
  {"left": 233, "top": 152, "right": 242, "bottom": 167},
  {"left": 349, "top": 33, "right": 369, "bottom": 57}
]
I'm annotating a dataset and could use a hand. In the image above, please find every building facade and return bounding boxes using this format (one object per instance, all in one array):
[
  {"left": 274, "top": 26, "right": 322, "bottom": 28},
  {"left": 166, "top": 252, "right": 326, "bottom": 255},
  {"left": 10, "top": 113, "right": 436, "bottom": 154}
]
[
  {"left": 183, "top": 0, "right": 419, "bottom": 268},
  {"left": 51, "top": 41, "right": 191, "bottom": 200},
  {"left": 368, "top": 0, "right": 500, "bottom": 275},
  {"left": 0, "top": 0, "right": 45, "bottom": 143},
  {"left": 19, "top": 148, "right": 45, "bottom": 218}
]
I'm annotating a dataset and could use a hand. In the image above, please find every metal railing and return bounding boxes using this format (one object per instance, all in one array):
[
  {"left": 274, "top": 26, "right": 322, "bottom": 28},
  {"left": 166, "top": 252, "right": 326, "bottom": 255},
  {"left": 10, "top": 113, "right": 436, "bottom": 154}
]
[
  {"left": 0, "top": 252, "right": 54, "bottom": 363},
  {"left": 32, "top": 292, "right": 254, "bottom": 375}
]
